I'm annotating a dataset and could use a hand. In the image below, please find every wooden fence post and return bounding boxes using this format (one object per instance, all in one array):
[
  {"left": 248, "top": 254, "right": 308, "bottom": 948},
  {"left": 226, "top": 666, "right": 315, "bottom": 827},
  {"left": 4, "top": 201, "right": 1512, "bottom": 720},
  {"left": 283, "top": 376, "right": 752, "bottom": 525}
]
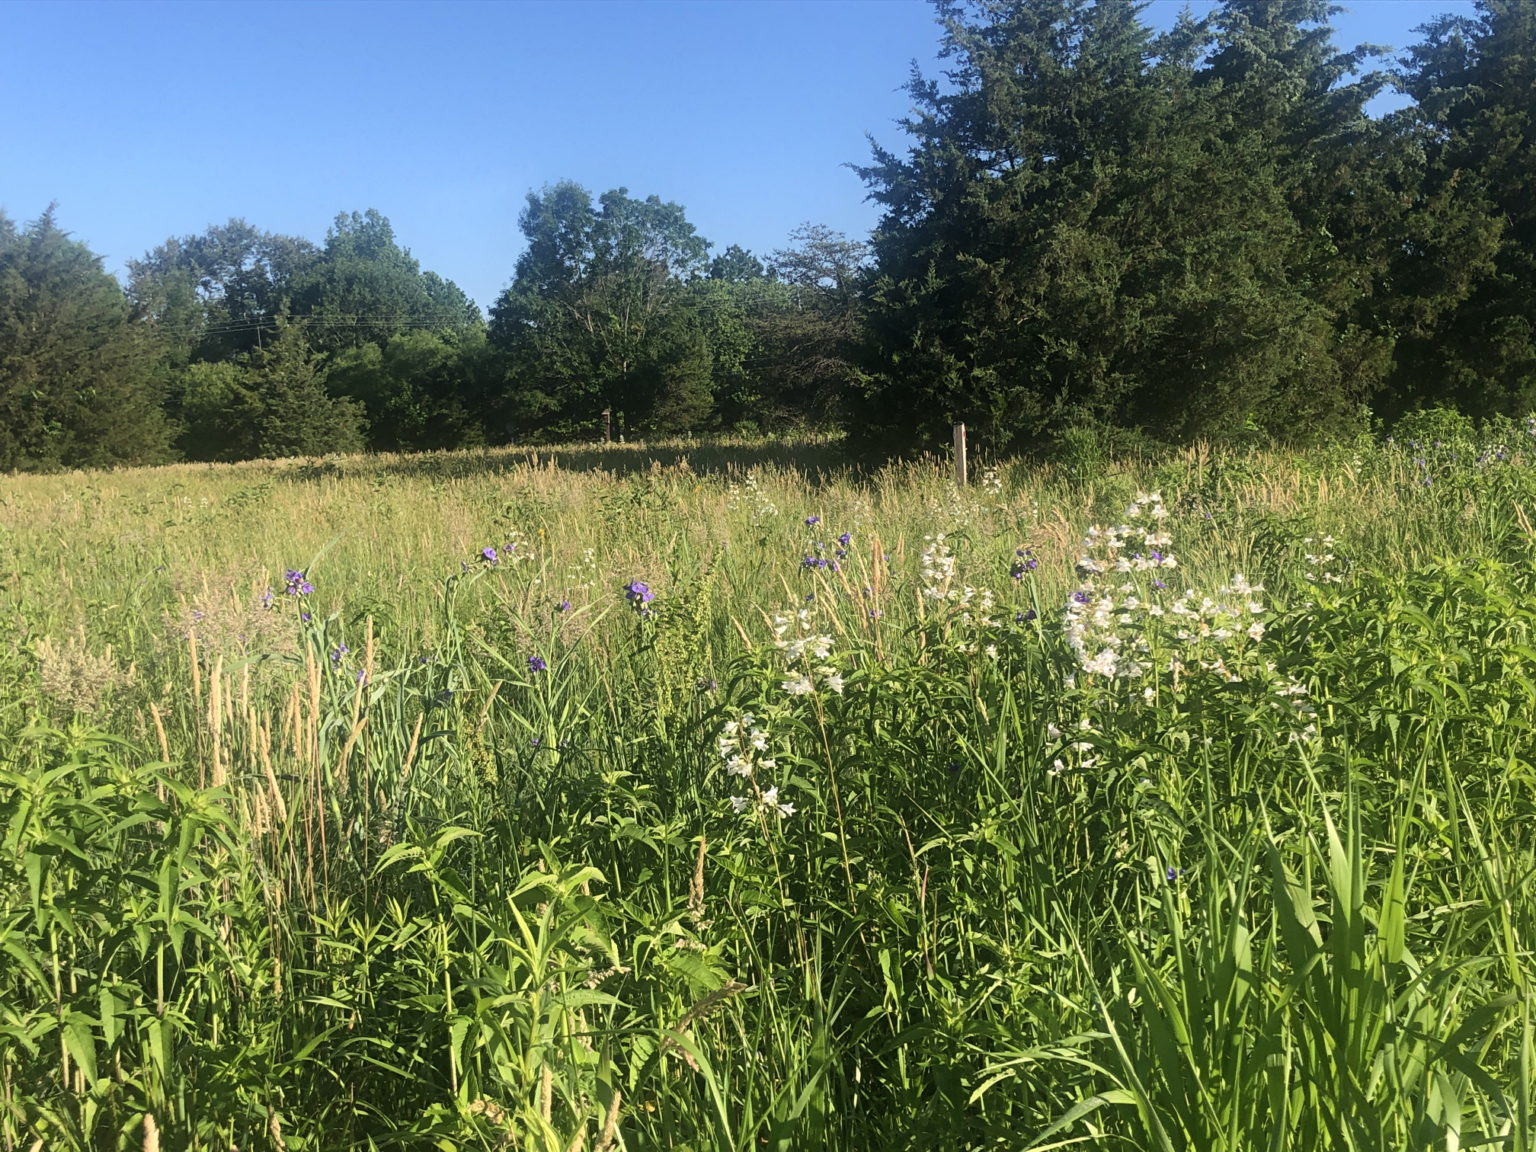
[{"left": 953, "top": 422, "right": 968, "bottom": 486}]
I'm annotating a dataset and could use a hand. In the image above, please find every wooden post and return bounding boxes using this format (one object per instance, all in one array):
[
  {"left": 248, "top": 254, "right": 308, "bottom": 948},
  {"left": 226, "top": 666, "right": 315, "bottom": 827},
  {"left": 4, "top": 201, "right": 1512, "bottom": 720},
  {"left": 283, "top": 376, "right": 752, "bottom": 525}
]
[
  {"left": 953, "top": 422, "right": 968, "bottom": 486},
  {"left": 602, "top": 408, "right": 612, "bottom": 443}
]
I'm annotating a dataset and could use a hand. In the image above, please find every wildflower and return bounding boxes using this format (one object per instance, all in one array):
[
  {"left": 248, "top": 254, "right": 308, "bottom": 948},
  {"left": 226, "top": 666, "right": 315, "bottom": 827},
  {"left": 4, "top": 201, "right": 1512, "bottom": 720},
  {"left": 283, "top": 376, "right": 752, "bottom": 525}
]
[
  {"left": 623, "top": 580, "right": 655, "bottom": 604},
  {"left": 259, "top": 588, "right": 275, "bottom": 609},
  {"left": 1166, "top": 867, "right": 1185, "bottom": 883},
  {"left": 283, "top": 569, "right": 313, "bottom": 596},
  {"left": 355, "top": 668, "right": 368, "bottom": 685},
  {"left": 1010, "top": 548, "right": 1038, "bottom": 579},
  {"left": 695, "top": 677, "right": 718, "bottom": 693},
  {"left": 782, "top": 675, "right": 814, "bottom": 696},
  {"left": 555, "top": 599, "right": 572, "bottom": 613},
  {"left": 329, "top": 644, "right": 349, "bottom": 665},
  {"left": 838, "top": 532, "right": 851, "bottom": 547},
  {"left": 481, "top": 546, "right": 499, "bottom": 564},
  {"left": 729, "top": 795, "right": 751, "bottom": 814},
  {"left": 1016, "top": 609, "right": 1037, "bottom": 623},
  {"left": 528, "top": 655, "right": 548, "bottom": 673},
  {"left": 804, "top": 515, "right": 821, "bottom": 526}
]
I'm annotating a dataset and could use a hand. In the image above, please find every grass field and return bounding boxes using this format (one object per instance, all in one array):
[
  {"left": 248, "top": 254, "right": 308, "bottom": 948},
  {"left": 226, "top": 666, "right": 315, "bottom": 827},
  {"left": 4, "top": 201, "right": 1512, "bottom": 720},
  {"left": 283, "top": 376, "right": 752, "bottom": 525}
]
[{"left": 3, "top": 427, "right": 1535, "bottom": 1150}]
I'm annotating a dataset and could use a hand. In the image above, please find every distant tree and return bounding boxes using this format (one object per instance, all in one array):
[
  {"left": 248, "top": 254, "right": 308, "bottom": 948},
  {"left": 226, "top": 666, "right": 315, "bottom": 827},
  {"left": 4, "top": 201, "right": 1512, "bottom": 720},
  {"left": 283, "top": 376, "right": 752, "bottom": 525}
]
[
  {"left": 327, "top": 328, "right": 490, "bottom": 451},
  {"left": 708, "top": 244, "right": 767, "bottom": 283},
  {"left": 127, "top": 219, "right": 318, "bottom": 363},
  {"left": 754, "top": 224, "right": 869, "bottom": 424},
  {"left": 290, "top": 209, "right": 481, "bottom": 356},
  {"left": 488, "top": 182, "right": 713, "bottom": 437},
  {"left": 169, "top": 318, "right": 365, "bottom": 460},
  {"left": 0, "top": 208, "right": 173, "bottom": 470}
]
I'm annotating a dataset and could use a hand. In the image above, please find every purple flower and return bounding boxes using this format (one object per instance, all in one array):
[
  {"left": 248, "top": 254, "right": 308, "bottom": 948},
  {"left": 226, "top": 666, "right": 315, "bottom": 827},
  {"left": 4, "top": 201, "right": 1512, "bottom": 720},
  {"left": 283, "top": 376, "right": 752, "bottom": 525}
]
[
  {"left": 1166, "top": 867, "right": 1185, "bottom": 883},
  {"left": 330, "top": 644, "right": 349, "bottom": 664},
  {"left": 695, "top": 677, "right": 718, "bottom": 693},
  {"left": 838, "top": 532, "right": 851, "bottom": 547},
  {"left": 283, "top": 569, "right": 313, "bottom": 596},
  {"left": 481, "top": 546, "right": 499, "bottom": 564},
  {"left": 1010, "top": 548, "right": 1038, "bottom": 579},
  {"left": 623, "top": 580, "right": 654, "bottom": 604},
  {"left": 259, "top": 588, "right": 274, "bottom": 609},
  {"left": 1071, "top": 591, "right": 1092, "bottom": 605},
  {"left": 804, "top": 515, "right": 821, "bottom": 526},
  {"left": 1016, "top": 609, "right": 1037, "bottom": 623},
  {"left": 555, "top": 599, "right": 572, "bottom": 613},
  {"left": 355, "top": 668, "right": 368, "bottom": 685},
  {"left": 1152, "top": 579, "right": 1168, "bottom": 590},
  {"left": 300, "top": 611, "right": 313, "bottom": 623},
  {"left": 528, "top": 655, "right": 548, "bottom": 673}
]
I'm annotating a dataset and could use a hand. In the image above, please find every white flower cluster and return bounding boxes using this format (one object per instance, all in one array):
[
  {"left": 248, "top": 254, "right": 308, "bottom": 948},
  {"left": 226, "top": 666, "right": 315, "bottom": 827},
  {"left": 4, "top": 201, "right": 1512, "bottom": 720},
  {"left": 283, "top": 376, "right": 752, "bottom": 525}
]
[
  {"left": 771, "top": 607, "right": 845, "bottom": 696},
  {"left": 727, "top": 470, "right": 779, "bottom": 528},
  {"left": 1302, "top": 536, "right": 1343, "bottom": 584},
  {"left": 717, "top": 713, "right": 794, "bottom": 818},
  {"left": 920, "top": 535, "right": 958, "bottom": 600},
  {"left": 1065, "top": 493, "right": 1267, "bottom": 680},
  {"left": 1268, "top": 672, "right": 1320, "bottom": 744},
  {"left": 981, "top": 467, "right": 1004, "bottom": 496},
  {"left": 1064, "top": 493, "right": 1178, "bottom": 678},
  {"left": 1047, "top": 717, "right": 1099, "bottom": 775}
]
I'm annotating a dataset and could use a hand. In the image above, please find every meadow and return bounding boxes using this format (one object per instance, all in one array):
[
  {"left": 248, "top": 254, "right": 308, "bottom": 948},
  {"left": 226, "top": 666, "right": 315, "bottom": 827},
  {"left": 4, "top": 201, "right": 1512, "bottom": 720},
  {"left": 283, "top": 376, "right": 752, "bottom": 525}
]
[{"left": 2, "top": 420, "right": 1535, "bottom": 1151}]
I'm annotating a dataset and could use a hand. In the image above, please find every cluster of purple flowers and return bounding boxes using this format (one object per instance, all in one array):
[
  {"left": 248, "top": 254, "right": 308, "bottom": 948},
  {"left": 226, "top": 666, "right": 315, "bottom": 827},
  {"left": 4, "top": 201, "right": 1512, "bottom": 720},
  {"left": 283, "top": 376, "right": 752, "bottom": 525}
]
[
  {"left": 481, "top": 546, "right": 500, "bottom": 563},
  {"left": 624, "top": 580, "right": 654, "bottom": 605},
  {"left": 283, "top": 569, "right": 313, "bottom": 596},
  {"left": 801, "top": 555, "right": 839, "bottom": 572},
  {"left": 330, "top": 643, "right": 349, "bottom": 665},
  {"left": 1010, "top": 548, "right": 1038, "bottom": 580},
  {"left": 528, "top": 655, "right": 548, "bottom": 673}
]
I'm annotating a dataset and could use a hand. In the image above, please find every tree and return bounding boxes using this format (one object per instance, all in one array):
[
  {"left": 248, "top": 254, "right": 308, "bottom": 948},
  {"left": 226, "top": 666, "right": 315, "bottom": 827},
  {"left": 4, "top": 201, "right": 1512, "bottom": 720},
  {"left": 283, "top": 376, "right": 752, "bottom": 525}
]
[
  {"left": 488, "top": 182, "right": 714, "bottom": 438},
  {"left": 290, "top": 209, "right": 481, "bottom": 356},
  {"left": 169, "top": 318, "right": 365, "bottom": 461},
  {"left": 853, "top": 0, "right": 1393, "bottom": 456},
  {"left": 1392, "top": 0, "right": 1536, "bottom": 417},
  {"left": 0, "top": 208, "right": 173, "bottom": 470},
  {"left": 127, "top": 219, "right": 319, "bottom": 363},
  {"left": 327, "top": 328, "right": 489, "bottom": 451}
]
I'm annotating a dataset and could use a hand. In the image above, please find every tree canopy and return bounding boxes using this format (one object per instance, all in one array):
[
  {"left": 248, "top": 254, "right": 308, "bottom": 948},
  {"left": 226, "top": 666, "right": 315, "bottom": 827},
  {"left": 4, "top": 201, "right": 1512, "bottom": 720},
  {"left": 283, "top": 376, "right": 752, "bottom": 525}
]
[{"left": 7, "top": 0, "right": 1536, "bottom": 470}]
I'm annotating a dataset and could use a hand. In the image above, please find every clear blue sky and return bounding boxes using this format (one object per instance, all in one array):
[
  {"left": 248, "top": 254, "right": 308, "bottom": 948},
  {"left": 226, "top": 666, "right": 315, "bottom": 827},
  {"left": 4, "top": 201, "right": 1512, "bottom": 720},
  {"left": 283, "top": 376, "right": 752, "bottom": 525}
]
[{"left": 2, "top": 0, "right": 1475, "bottom": 312}]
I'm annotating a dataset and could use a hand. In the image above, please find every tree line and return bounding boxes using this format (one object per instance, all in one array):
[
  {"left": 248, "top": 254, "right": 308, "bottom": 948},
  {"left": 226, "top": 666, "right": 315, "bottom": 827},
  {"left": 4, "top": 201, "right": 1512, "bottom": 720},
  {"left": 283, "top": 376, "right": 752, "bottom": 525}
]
[{"left": 1, "top": 0, "right": 1531, "bottom": 470}]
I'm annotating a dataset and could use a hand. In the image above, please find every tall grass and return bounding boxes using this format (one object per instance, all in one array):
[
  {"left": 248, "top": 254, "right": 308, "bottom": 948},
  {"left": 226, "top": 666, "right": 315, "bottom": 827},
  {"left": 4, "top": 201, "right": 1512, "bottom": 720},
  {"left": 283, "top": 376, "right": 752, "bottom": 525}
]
[{"left": 1, "top": 429, "right": 1534, "bottom": 1149}]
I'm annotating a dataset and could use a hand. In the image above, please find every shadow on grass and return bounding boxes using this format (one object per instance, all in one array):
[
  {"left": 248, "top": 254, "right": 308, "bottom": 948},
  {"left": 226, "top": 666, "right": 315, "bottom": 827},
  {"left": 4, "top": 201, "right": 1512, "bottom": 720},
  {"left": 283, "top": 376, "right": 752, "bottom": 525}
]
[{"left": 280, "top": 436, "right": 874, "bottom": 486}]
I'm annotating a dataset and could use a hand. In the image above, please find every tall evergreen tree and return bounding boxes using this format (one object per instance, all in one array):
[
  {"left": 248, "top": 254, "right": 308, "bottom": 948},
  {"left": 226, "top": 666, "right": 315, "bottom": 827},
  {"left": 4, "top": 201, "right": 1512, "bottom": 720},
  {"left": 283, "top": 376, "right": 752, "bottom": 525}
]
[
  {"left": 0, "top": 208, "right": 173, "bottom": 471},
  {"left": 1393, "top": 0, "right": 1536, "bottom": 416},
  {"left": 853, "top": 0, "right": 1396, "bottom": 455}
]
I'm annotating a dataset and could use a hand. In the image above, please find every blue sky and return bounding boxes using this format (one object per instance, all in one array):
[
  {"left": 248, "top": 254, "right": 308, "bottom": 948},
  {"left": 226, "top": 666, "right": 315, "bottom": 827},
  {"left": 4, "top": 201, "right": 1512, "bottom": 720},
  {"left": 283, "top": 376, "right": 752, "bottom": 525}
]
[{"left": 2, "top": 0, "right": 1475, "bottom": 311}]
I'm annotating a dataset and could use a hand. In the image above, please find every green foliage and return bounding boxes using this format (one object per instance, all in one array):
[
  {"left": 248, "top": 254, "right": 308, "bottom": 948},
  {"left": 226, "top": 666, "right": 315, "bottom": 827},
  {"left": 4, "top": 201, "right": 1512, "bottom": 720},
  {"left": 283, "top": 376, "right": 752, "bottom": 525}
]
[
  {"left": 1392, "top": 1, "right": 1536, "bottom": 417},
  {"left": 0, "top": 208, "right": 175, "bottom": 471},
  {"left": 4, "top": 434, "right": 1536, "bottom": 1148},
  {"left": 852, "top": 0, "right": 1396, "bottom": 458},
  {"left": 168, "top": 318, "right": 366, "bottom": 460}
]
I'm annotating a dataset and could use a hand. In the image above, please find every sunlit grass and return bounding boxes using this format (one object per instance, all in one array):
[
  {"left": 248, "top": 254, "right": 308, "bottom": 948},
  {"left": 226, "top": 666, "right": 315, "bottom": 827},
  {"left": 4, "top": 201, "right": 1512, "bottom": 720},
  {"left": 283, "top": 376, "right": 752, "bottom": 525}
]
[{"left": 2, "top": 430, "right": 1534, "bottom": 1150}]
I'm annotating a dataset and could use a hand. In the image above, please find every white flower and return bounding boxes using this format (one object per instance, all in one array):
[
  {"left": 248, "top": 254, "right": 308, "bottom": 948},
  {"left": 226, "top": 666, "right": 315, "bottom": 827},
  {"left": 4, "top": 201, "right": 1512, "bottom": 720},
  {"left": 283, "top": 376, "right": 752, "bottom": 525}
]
[
  {"left": 821, "top": 671, "right": 845, "bottom": 694},
  {"left": 729, "top": 796, "right": 750, "bottom": 814},
  {"left": 782, "top": 676, "right": 814, "bottom": 696}
]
